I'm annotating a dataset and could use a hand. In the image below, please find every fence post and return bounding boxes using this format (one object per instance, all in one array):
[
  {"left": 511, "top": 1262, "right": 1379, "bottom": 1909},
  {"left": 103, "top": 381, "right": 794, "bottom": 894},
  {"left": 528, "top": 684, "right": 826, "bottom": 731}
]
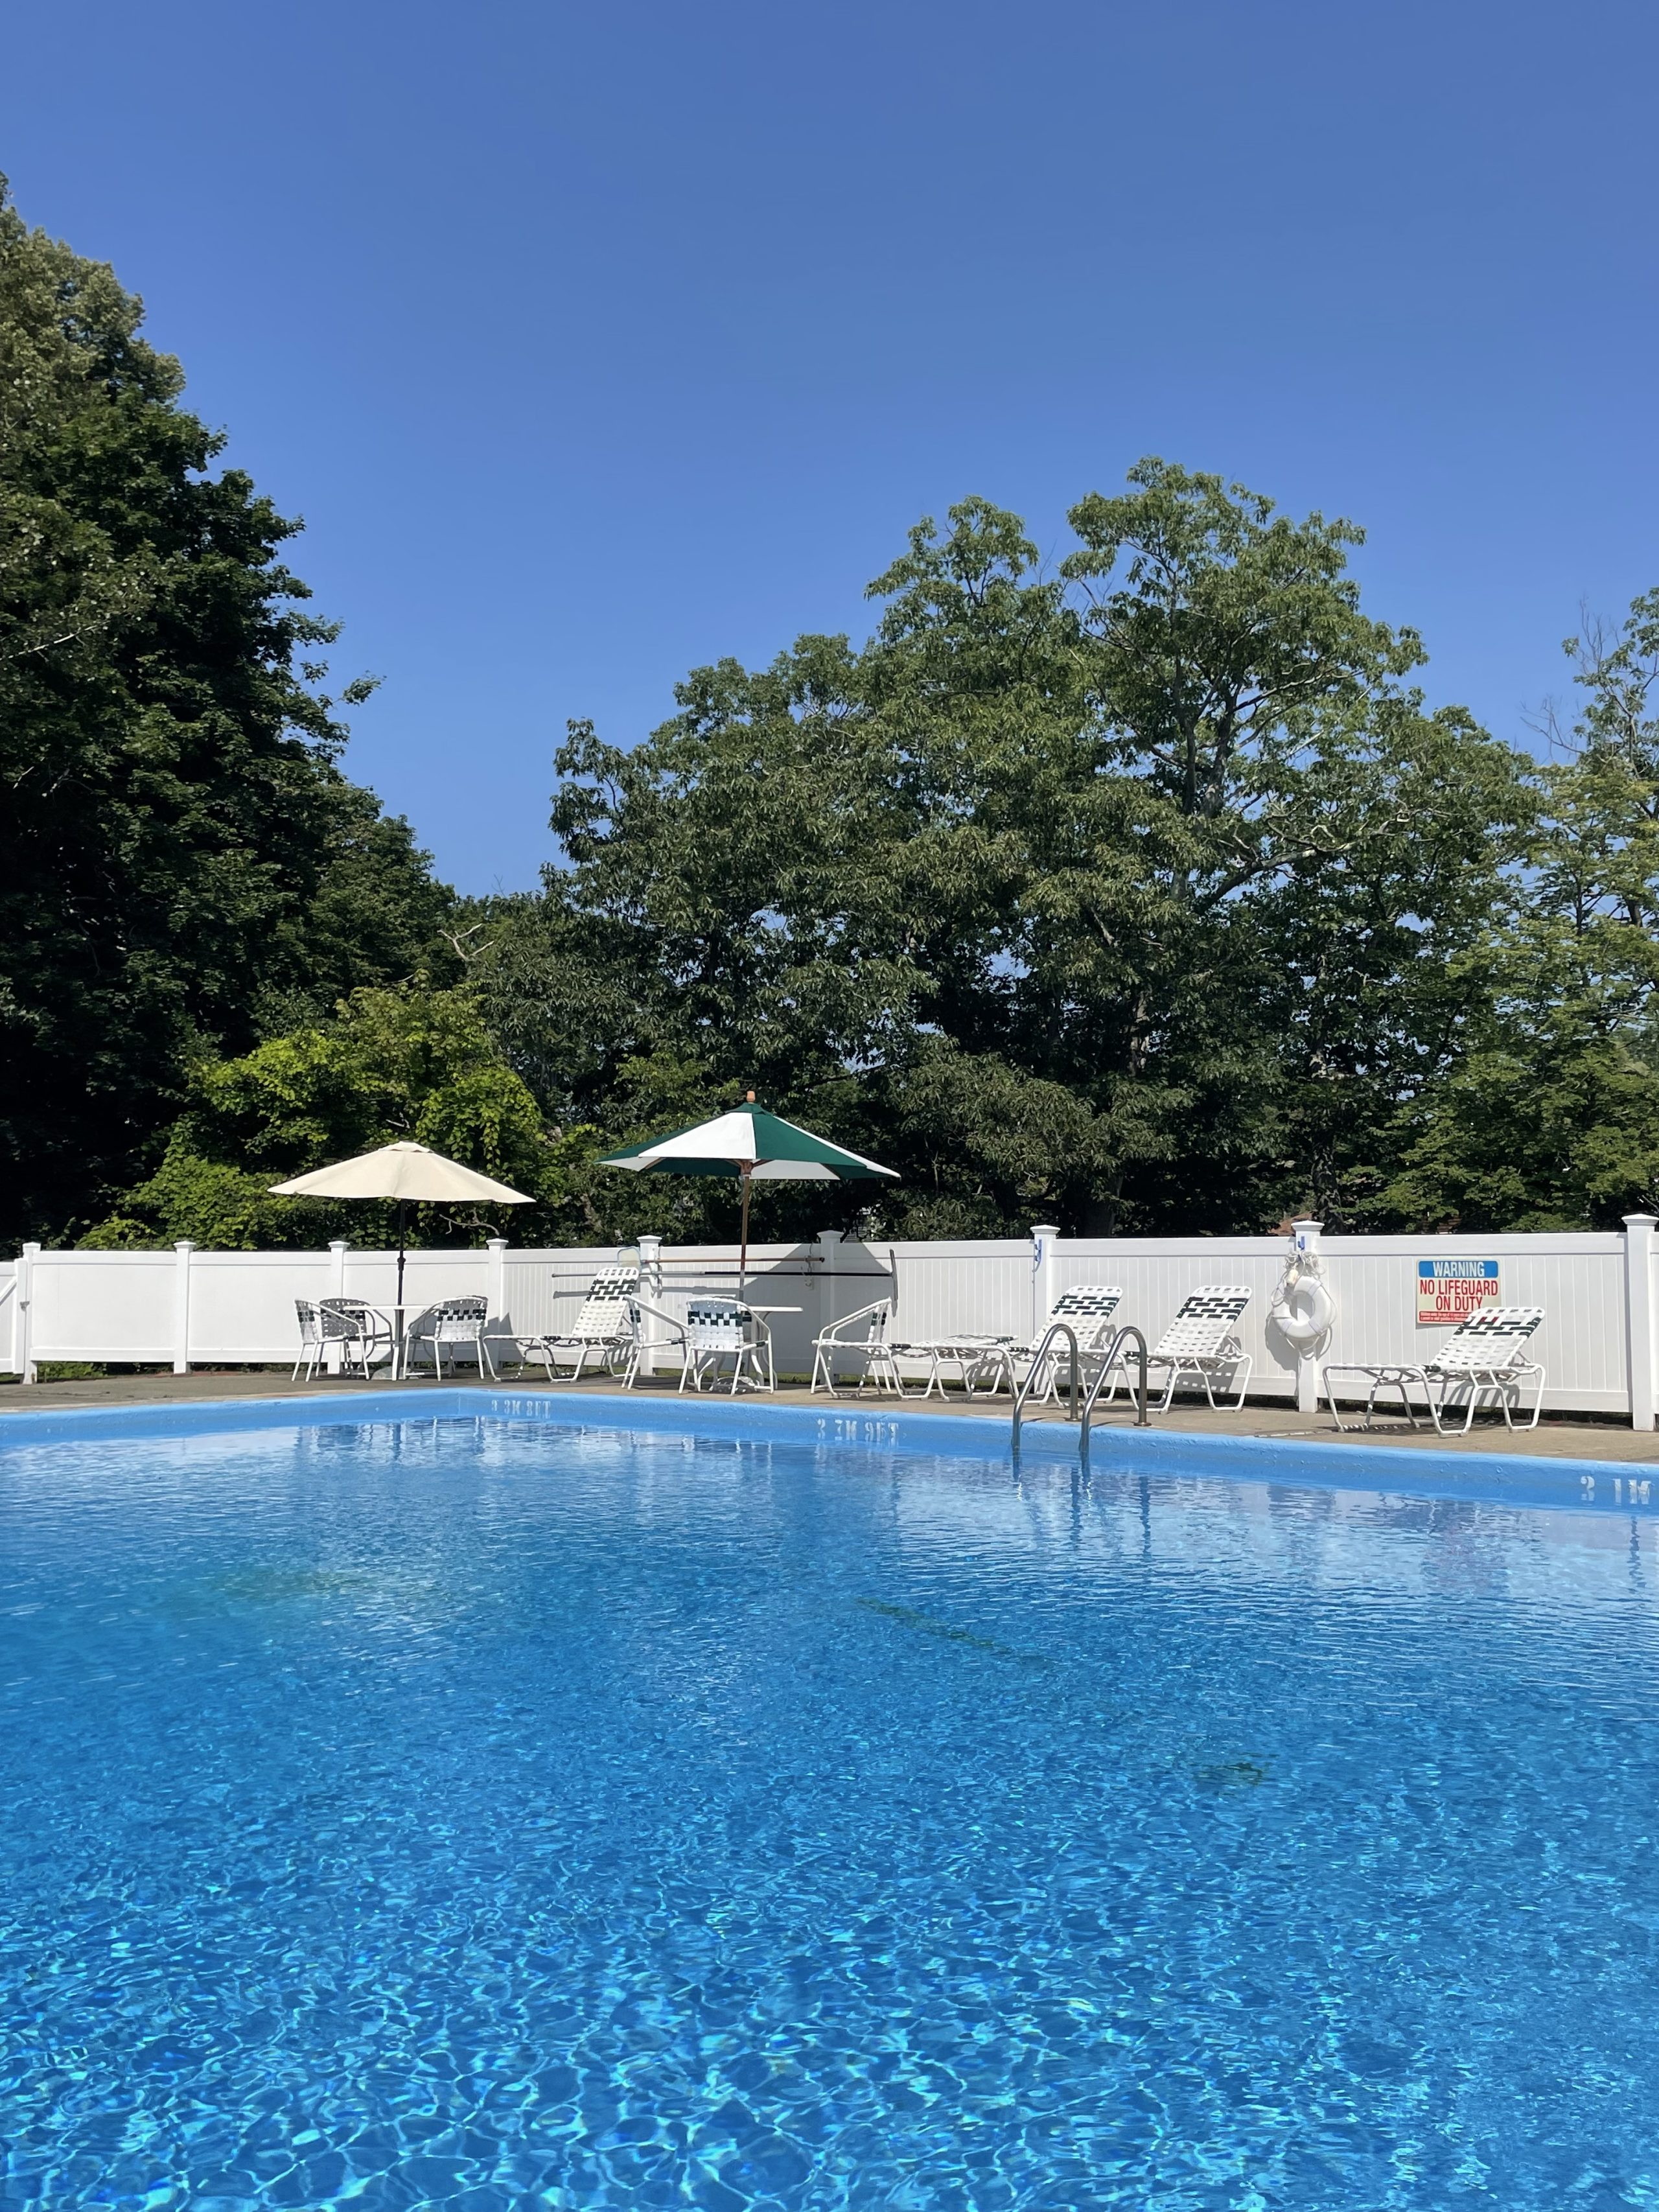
[
  {"left": 326, "top": 1240, "right": 350, "bottom": 1377},
  {"left": 638, "top": 1233, "right": 664, "bottom": 1378},
  {"left": 1030, "top": 1225, "right": 1061, "bottom": 1340},
  {"left": 815, "top": 1229, "right": 844, "bottom": 1360},
  {"left": 1625, "top": 1215, "right": 1656, "bottom": 1431},
  {"left": 173, "top": 1240, "right": 194, "bottom": 1375},
  {"left": 486, "top": 1237, "right": 507, "bottom": 1313},
  {"left": 17, "top": 1242, "right": 38, "bottom": 1384},
  {"left": 1292, "top": 1217, "right": 1324, "bottom": 1413}
]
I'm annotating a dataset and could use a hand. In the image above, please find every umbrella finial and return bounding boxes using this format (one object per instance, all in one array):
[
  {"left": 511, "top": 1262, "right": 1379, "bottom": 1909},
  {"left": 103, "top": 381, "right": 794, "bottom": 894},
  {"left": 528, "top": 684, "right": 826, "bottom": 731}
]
[{"left": 745, "top": 1089, "right": 756, "bottom": 1102}]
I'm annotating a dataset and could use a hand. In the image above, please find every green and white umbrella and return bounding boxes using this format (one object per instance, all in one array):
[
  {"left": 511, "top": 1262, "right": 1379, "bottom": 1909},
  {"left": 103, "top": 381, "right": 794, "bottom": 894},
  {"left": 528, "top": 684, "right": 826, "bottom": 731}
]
[{"left": 601, "top": 1100, "right": 897, "bottom": 1288}]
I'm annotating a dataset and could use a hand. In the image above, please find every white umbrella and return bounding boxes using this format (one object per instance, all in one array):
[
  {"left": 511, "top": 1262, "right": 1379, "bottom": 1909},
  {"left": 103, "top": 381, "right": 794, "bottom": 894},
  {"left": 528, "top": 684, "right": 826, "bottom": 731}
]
[{"left": 270, "top": 1141, "right": 532, "bottom": 1305}]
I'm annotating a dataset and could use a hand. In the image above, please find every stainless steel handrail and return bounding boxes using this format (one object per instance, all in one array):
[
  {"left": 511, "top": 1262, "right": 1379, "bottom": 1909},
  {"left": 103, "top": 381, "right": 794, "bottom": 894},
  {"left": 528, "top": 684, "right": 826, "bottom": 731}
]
[
  {"left": 1080, "top": 1325, "right": 1150, "bottom": 1467},
  {"left": 1010, "top": 1321, "right": 1081, "bottom": 1463}
]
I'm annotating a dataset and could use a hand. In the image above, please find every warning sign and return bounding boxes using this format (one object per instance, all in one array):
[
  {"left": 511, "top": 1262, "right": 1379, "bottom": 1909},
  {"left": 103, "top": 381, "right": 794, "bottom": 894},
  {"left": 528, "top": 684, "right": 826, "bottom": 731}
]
[{"left": 1417, "top": 1259, "right": 1499, "bottom": 1326}]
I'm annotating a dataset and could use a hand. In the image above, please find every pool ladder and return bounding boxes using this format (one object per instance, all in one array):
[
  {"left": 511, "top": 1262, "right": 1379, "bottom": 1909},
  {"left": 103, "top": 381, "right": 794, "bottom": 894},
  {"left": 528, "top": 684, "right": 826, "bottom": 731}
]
[{"left": 1010, "top": 1322, "right": 1150, "bottom": 1467}]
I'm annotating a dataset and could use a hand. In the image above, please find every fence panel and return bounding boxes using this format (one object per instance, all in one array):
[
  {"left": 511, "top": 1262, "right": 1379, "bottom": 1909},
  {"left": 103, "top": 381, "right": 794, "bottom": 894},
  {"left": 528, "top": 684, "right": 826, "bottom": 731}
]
[
  {"left": 186, "top": 1251, "right": 340, "bottom": 1364},
  {"left": 885, "top": 1241, "right": 1030, "bottom": 1347},
  {"left": 1317, "top": 1235, "right": 1627, "bottom": 1416},
  {"left": 28, "top": 1251, "right": 180, "bottom": 1364}
]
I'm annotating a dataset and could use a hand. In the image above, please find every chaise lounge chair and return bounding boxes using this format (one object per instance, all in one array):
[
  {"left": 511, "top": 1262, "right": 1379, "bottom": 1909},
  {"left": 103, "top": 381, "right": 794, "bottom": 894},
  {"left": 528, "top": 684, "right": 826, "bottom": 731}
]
[
  {"left": 1321, "top": 1306, "right": 1546, "bottom": 1434},
  {"left": 1097, "top": 1285, "right": 1253, "bottom": 1412},
  {"left": 520, "top": 1272, "right": 640, "bottom": 1382},
  {"left": 1000, "top": 1285, "right": 1126, "bottom": 1402}
]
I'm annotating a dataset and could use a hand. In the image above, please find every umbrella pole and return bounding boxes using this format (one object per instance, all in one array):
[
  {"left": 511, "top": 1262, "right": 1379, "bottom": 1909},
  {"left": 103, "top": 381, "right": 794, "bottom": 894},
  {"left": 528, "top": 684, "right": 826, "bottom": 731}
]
[
  {"left": 738, "top": 1169, "right": 752, "bottom": 1298},
  {"left": 397, "top": 1200, "right": 407, "bottom": 1311}
]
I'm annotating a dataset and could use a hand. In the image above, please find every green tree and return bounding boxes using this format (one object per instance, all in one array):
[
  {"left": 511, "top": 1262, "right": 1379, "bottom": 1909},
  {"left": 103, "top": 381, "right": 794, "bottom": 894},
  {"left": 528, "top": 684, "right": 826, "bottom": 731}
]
[
  {"left": 1389, "top": 591, "right": 1659, "bottom": 1228},
  {"left": 85, "top": 986, "right": 589, "bottom": 1248},
  {"left": 481, "top": 463, "right": 1531, "bottom": 1239},
  {"left": 0, "top": 180, "right": 454, "bottom": 1244}
]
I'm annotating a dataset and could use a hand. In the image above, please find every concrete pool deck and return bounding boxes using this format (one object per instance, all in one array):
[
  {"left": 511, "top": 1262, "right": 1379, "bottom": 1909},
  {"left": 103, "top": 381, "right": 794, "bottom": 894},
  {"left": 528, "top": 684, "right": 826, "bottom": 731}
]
[{"left": 3, "top": 1367, "right": 1657, "bottom": 1462}]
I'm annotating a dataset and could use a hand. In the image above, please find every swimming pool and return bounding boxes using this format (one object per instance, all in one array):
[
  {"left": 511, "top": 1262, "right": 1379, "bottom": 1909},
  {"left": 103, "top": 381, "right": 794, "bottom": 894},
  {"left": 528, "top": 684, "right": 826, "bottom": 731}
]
[{"left": 1, "top": 1391, "right": 1656, "bottom": 2208}]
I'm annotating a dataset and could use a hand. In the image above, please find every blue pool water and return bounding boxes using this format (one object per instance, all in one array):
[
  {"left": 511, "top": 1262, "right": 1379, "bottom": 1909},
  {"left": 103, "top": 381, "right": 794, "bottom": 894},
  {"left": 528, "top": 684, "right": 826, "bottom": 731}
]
[{"left": 2, "top": 1401, "right": 1658, "bottom": 2209}]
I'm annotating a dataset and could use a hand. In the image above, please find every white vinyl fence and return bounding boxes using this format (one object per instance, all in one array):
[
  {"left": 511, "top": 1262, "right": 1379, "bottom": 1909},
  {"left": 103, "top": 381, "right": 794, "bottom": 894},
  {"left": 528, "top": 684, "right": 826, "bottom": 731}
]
[{"left": 3, "top": 1215, "right": 1658, "bottom": 1426}]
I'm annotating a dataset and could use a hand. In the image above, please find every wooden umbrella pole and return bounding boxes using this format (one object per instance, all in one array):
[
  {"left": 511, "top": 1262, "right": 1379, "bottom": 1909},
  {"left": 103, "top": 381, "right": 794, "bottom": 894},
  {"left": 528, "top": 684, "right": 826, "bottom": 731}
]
[{"left": 738, "top": 1167, "right": 753, "bottom": 1297}]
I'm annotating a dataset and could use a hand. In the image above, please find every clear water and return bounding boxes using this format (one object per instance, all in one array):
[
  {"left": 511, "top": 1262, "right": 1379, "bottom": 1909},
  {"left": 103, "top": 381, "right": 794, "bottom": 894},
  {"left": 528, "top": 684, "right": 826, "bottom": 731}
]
[{"left": 3, "top": 1411, "right": 1658, "bottom": 2209}]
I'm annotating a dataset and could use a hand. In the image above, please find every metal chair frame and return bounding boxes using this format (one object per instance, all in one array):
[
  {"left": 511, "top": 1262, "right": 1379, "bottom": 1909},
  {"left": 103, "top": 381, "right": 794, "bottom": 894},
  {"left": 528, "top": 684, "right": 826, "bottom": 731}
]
[{"left": 809, "top": 1299, "right": 908, "bottom": 1397}]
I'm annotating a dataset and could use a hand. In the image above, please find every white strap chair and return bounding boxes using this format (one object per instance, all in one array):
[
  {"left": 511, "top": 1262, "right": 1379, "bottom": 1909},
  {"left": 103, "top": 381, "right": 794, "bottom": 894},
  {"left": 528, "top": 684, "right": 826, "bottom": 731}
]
[
  {"left": 1323, "top": 1307, "right": 1546, "bottom": 1433},
  {"left": 323, "top": 1298, "right": 396, "bottom": 1378},
  {"left": 681, "top": 1300, "right": 774, "bottom": 1395},
  {"left": 1099, "top": 1286, "right": 1253, "bottom": 1412},
  {"left": 296, "top": 1297, "right": 393, "bottom": 1380},
  {"left": 292, "top": 1299, "right": 326, "bottom": 1380},
  {"left": 521, "top": 1272, "right": 639, "bottom": 1382},
  {"left": 1007, "top": 1285, "right": 1125, "bottom": 1402},
  {"left": 811, "top": 1300, "right": 909, "bottom": 1397},
  {"left": 406, "top": 1295, "right": 496, "bottom": 1380}
]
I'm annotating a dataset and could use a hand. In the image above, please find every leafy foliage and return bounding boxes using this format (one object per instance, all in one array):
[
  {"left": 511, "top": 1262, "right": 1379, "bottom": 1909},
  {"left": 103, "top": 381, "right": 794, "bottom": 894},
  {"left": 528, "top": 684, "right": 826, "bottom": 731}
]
[
  {"left": 85, "top": 988, "right": 588, "bottom": 1249},
  {"left": 0, "top": 180, "right": 454, "bottom": 1244},
  {"left": 1389, "top": 593, "right": 1659, "bottom": 1228}
]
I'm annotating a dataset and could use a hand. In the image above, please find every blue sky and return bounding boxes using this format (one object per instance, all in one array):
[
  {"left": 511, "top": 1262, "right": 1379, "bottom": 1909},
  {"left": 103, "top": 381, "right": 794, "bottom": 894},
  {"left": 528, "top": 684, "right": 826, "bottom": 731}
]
[{"left": 4, "top": 1, "right": 1654, "bottom": 894}]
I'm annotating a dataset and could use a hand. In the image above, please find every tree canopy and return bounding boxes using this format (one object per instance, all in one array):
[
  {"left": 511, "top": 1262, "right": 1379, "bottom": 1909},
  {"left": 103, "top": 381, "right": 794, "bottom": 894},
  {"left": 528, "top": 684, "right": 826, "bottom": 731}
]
[
  {"left": 469, "top": 464, "right": 1555, "bottom": 1242},
  {"left": 0, "top": 180, "right": 454, "bottom": 1244}
]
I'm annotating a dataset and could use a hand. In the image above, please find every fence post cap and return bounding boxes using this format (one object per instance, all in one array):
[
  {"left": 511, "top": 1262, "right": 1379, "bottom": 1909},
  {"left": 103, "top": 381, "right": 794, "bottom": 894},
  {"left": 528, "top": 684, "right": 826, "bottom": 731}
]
[{"left": 1625, "top": 1215, "right": 1659, "bottom": 1230}]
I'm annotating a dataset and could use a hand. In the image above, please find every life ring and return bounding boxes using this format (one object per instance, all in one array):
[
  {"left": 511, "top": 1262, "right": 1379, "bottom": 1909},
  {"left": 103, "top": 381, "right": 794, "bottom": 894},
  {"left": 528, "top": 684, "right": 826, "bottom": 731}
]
[{"left": 1269, "top": 1264, "right": 1336, "bottom": 1348}]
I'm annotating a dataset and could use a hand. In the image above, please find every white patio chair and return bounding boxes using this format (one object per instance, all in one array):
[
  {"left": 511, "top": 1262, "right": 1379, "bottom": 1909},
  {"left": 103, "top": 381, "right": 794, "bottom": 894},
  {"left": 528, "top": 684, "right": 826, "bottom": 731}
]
[
  {"left": 1323, "top": 1307, "right": 1546, "bottom": 1434},
  {"left": 811, "top": 1300, "right": 909, "bottom": 1397},
  {"left": 992, "top": 1285, "right": 1124, "bottom": 1402},
  {"left": 327, "top": 1292, "right": 400, "bottom": 1371},
  {"left": 293, "top": 1298, "right": 325, "bottom": 1380},
  {"left": 405, "top": 1295, "right": 496, "bottom": 1380},
  {"left": 520, "top": 1272, "right": 640, "bottom": 1382},
  {"left": 1098, "top": 1285, "right": 1253, "bottom": 1412},
  {"left": 313, "top": 1297, "right": 395, "bottom": 1379},
  {"left": 681, "top": 1300, "right": 774, "bottom": 1395}
]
